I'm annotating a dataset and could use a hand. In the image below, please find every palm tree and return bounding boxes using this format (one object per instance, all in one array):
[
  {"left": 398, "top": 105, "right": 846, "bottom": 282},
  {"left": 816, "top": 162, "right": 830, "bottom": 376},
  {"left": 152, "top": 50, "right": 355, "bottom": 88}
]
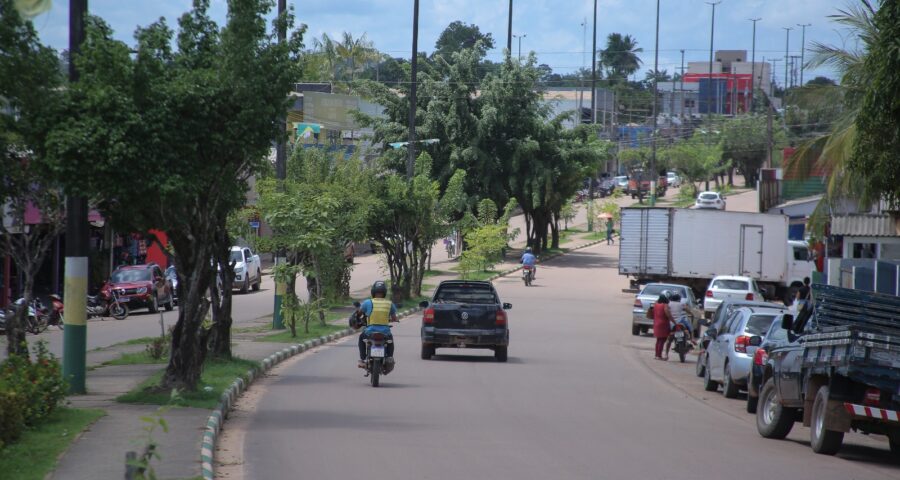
[
  {"left": 335, "top": 32, "right": 376, "bottom": 82},
  {"left": 312, "top": 33, "right": 341, "bottom": 82},
  {"left": 599, "top": 33, "right": 643, "bottom": 83},
  {"left": 788, "top": 0, "right": 879, "bottom": 234}
]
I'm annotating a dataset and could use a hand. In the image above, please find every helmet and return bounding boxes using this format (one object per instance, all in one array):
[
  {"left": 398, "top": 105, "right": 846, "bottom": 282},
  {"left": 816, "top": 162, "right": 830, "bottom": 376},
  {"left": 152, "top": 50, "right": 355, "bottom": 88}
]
[
  {"left": 669, "top": 292, "right": 681, "bottom": 302},
  {"left": 525, "top": 247, "right": 533, "bottom": 253},
  {"left": 371, "top": 281, "right": 388, "bottom": 297}
]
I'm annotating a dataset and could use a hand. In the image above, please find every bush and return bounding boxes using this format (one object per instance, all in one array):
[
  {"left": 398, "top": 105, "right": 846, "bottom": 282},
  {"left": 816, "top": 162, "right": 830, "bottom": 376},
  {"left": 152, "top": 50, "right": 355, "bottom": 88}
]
[
  {"left": 0, "top": 382, "right": 26, "bottom": 449},
  {"left": 145, "top": 328, "right": 172, "bottom": 360},
  {"left": 0, "top": 341, "right": 67, "bottom": 430}
]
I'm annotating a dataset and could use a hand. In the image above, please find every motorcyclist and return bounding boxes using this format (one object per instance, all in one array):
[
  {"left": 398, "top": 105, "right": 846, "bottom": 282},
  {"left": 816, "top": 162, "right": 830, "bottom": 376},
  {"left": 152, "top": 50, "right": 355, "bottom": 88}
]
[
  {"left": 521, "top": 247, "right": 537, "bottom": 279},
  {"left": 355, "top": 281, "right": 398, "bottom": 369}
]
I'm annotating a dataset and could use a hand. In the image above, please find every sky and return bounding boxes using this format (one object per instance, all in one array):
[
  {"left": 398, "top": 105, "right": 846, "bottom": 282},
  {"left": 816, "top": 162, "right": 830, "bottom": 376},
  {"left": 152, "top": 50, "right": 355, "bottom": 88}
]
[{"left": 31, "top": 0, "right": 861, "bottom": 87}]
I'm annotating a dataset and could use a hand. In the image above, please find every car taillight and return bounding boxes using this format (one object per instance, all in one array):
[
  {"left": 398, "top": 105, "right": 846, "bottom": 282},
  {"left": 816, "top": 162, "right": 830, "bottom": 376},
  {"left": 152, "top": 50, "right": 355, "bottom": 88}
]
[
  {"left": 863, "top": 388, "right": 882, "bottom": 406},
  {"left": 633, "top": 299, "right": 643, "bottom": 308},
  {"left": 753, "top": 347, "right": 768, "bottom": 366},
  {"left": 706, "top": 290, "right": 713, "bottom": 298},
  {"left": 423, "top": 308, "right": 434, "bottom": 325},
  {"left": 495, "top": 309, "right": 507, "bottom": 326},
  {"left": 735, "top": 335, "right": 751, "bottom": 353},
  {"left": 745, "top": 293, "right": 754, "bottom": 300}
]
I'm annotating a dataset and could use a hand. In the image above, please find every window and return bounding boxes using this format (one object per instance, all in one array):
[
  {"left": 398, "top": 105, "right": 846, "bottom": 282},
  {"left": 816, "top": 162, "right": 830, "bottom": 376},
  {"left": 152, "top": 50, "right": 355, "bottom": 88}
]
[
  {"left": 725, "top": 311, "right": 742, "bottom": 334},
  {"left": 745, "top": 315, "right": 777, "bottom": 335},
  {"left": 111, "top": 269, "right": 151, "bottom": 283},
  {"left": 244, "top": 249, "right": 252, "bottom": 259},
  {"left": 699, "top": 193, "right": 719, "bottom": 200},
  {"left": 434, "top": 284, "right": 498, "bottom": 304},
  {"left": 684, "top": 99, "right": 696, "bottom": 108},
  {"left": 793, "top": 247, "right": 810, "bottom": 261},
  {"left": 712, "top": 279, "right": 750, "bottom": 290},
  {"left": 852, "top": 243, "right": 877, "bottom": 259},
  {"left": 767, "top": 325, "right": 788, "bottom": 342},
  {"left": 230, "top": 250, "right": 243, "bottom": 263}
]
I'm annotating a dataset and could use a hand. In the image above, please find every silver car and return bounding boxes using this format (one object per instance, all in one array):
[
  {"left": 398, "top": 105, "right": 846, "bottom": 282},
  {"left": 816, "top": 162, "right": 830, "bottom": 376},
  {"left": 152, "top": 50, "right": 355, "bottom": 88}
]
[
  {"left": 702, "top": 306, "right": 783, "bottom": 398},
  {"left": 632, "top": 283, "right": 700, "bottom": 336}
]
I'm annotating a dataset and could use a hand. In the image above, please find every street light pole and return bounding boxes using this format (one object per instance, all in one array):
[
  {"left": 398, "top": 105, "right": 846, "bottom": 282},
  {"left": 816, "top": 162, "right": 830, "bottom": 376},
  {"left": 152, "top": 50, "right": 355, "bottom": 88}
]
[
  {"left": 679, "top": 49, "right": 685, "bottom": 138},
  {"left": 797, "top": 23, "right": 811, "bottom": 87},
  {"left": 514, "top": 33, "right": 527, "bottom": 60},
  {"left": 649, "top": 0, "right": 660, "bottom": 207},
  {"left": 706, "top": 1, "right": 721, "bottom": 123},
  {"left": 407, "top": 0, "right": 420, "bottom": 180},
  {"left": 783, "top": 26, "right": 792, "bottom": 99},
  {"left": 587, "top": 0, "right": 598, "bottom": 231},
  {"left": 507, "top": 0, "right": 513, "bottom": 56},
  {"left": 749, "top": 18, "right": 761, "bottom": 113},
  {"left": 272, "top": 0, "right": 287, "bottom": 330},
  {"left": 63, "top": 0, "right": 88, "bottom": 394}
]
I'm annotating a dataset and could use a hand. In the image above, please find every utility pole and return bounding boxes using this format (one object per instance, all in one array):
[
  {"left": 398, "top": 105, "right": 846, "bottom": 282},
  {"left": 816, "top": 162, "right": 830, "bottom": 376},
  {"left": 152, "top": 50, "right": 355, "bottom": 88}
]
[
  {"left": 272, "top": 0, "right": 287, "bottom": 331},
  {"left": 588, "top": 0, "right": 598, "bottom": 230},
  {"left": 782, "top": 27, "right": 792, "bottom": 98},
  {"left": 749, "top": 18, "right": 761, "bottom": 113},
  {"left": 514, "top": 33, "right": 527, "bottom": 60},
  {"left": 507, "top": 0, "right": 513, "bottom": 56},
  {"left": 706, "top": 1, "right": 721, "bottom": 125},
  {"left": 770, "top": 58, "right": 781, "bottom": 97},
  {"left": 790, "top": 55, "right": 801, "bottom": 88},
  {"left": 579, "top": 18, "right": 586, "bottom": 121},
  {"left": 797, "top": 23, "right": 811, "bottom": 87},
  {"left": 407, "top": 0, "right": 420, "bottom": 180},
  {"left": 649, "top": 0, "right": 660, "bottom": 206},
  {"left": 679, "top": 49, "right": 685, "bottom": 138},
  {"left": 63, "top": 0, "right": 88, "bottom": 394}
]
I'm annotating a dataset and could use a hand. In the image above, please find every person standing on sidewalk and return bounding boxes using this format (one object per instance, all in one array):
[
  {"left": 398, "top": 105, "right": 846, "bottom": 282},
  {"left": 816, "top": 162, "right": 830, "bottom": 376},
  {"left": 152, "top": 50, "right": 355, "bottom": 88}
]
[
  {"left": 649, "top": 294, "right": 673, "bottom": 360},
  {"left": 606, "top": 218, "right": 615, "bottom": 245}
]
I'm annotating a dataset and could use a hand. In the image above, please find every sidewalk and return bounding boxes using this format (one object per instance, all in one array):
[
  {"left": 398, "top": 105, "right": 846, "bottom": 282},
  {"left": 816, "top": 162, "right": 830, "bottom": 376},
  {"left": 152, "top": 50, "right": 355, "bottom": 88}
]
[{"left": 48, "top": 218, "right": 610, "bottom": 479}]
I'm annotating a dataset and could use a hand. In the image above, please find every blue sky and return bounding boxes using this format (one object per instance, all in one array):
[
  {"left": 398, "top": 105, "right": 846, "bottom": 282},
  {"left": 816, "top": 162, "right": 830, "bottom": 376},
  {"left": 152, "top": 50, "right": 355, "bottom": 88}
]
[{"left": 32, "top": 0, "right": 858, "bottom": 86}]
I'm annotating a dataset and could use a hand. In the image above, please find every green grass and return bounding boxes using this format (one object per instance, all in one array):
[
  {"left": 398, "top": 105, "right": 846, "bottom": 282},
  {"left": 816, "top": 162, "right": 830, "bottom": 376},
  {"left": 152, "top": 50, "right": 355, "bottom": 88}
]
[
  {"left": 232, "top": 324, "right": 271, "bottom": 334},
  {"left": 102, "top": 350, "right": 168, "bottom": 366},
  {"left": 582, "top": 231, "right": 605, "bottom": 241},
  {"left": 424, "top": 269, "right": 447, "bottom": 277},
  {"left": 116, "top": 357, "right": 259, "bottom": 409},
  {"left": 256, "top": 321, "right": 345, "bottom": 343},
  {"left": 458, "top": 270, "right": 501, "bottom": 281},
  {"left": 0, "top": 408, "right": 105, "bottom": 480}
]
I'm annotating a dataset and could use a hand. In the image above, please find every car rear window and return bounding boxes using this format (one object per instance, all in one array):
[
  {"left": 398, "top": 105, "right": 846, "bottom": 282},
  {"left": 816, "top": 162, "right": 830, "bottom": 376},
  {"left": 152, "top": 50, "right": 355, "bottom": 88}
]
[
  {"left": 745, "top": 315, "right": 777, "bottom": 335},
  {"left": 713, "top": 279, "right": 749, "bottom": 290},
  {"left": 434, "top": 284, "right": 498, "bottom": 304},
  {"left": 767, "top": 325, "right": 788, "bottom": 342},
  {"left": 699, "top": 193, "right": 718, "bottom": 200},
  {"left": 641, "top": 285, "right": 686, "bottom": 298}
]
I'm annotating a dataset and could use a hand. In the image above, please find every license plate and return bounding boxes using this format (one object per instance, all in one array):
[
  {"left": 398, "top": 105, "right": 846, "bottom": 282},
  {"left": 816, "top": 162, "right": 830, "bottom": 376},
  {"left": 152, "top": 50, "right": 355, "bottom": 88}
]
[
  {"left": 674, "top": 332, "right": 685, "bottom": 339},
  {"left": 370, "top": 346, "right": 385, "bottom": 358},
  {"left": 117, "top": 298, "right": 130, "bottom": 303}
]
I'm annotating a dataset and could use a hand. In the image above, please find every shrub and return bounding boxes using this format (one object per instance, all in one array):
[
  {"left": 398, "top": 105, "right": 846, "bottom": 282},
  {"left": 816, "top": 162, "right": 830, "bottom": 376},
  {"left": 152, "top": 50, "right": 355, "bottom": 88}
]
[
  {"left": 0, "top": 341, "right": 67, "bottom": 428},
  {"left": 0, "top": 380, "right": 26, "bottom": 449},
  {"left": 146, "top": 329, "right": 172, "bottom": 360}
]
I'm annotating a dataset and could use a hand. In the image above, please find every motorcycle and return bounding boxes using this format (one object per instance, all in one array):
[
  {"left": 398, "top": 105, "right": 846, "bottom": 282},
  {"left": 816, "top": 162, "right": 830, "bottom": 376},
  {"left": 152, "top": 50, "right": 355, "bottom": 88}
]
[
  {"left": 10, "top": 298, "right": 49, "bottom": 335},
  {"left": 87, "top": 289, "right": 129, "bottom": 320},
  {"left": 671, "top": 322, "right": 693, "bottom": 363},
  {"left": 522, "top": 265, "right": 534, "bottom": 286},
  {"left": 352, "top": 302, "right": 396, "bottom": 388},
  {"left": 45, "top": 294, "right": 65, "bottom": 330}
]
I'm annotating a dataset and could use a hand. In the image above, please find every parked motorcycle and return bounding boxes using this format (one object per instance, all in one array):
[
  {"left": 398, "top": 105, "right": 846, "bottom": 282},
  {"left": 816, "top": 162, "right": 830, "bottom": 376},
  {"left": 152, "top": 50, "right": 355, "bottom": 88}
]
[
  {"left": 671, "top": 323, "right": 693, "bottom": 363},
  {"left": 522, "top": 265, "right": 534, "bottom": 286},
  {"left": 45, "top": 294, "right": 64, "bottom": 330},
  {"left": 87, "top": 289, "right": 129, "bottom": 320},
  {"left": 11, "top": 298, "right": 49, "bottom": 335}
]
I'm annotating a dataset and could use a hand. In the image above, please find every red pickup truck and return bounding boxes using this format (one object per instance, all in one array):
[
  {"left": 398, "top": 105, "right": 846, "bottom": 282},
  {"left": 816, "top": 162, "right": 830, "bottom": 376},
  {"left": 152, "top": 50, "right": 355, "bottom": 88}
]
[{"left": 627, "top": 175, "right": 668, "bottom": 199}]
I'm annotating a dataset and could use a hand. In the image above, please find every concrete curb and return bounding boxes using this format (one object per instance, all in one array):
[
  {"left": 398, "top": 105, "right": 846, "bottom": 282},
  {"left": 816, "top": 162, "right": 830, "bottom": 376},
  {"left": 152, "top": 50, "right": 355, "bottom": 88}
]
[
  {"left": 199, "top": 307, "right": 424, "bottom": 479},
  {"left": 199, "top": 238, "right": 605, "bottom": 477}
]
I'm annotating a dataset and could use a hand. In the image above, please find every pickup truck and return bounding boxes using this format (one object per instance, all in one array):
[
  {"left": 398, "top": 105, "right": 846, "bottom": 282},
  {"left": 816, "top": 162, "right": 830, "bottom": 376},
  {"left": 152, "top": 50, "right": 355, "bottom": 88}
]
[
  {"left": 756, "top": 284, "right": 900, "bottom": 456},
  {"left": 626, "top": 174, "right": 667, "bottom": 199},
  {"left": 230, "top": 246, "right": 262, "bottom": 293},
  {"left": 419, "top": 280, "right": 512, "bottom": 362}
]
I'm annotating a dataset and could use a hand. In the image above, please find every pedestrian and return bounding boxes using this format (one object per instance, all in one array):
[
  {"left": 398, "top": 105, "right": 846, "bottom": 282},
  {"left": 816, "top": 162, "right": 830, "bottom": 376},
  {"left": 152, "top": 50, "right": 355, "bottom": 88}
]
[
  {"left": 649, "top": 294, "right": 674, "bottom": 360},
  {"left": 795, "top": 276, "right": 812, "bottom": 311},
  {"left": 606, "top": 218, "right": 615, "bottom": 245}
]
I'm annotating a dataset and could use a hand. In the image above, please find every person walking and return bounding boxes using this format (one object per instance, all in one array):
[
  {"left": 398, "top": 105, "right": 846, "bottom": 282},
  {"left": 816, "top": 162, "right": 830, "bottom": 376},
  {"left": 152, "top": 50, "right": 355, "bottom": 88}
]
[
  {"left": 606, "top": 218, "right": 615, "bottom": 245},
  {"left": 650, "top": 294, "right": 674, "bottom": 360}
]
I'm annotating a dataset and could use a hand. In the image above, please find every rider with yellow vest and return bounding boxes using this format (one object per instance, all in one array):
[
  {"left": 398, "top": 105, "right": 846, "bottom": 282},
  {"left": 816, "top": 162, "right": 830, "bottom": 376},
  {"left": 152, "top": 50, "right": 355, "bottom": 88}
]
[{"left": 356, "top": 281, "right": 398, "bottom": 368}]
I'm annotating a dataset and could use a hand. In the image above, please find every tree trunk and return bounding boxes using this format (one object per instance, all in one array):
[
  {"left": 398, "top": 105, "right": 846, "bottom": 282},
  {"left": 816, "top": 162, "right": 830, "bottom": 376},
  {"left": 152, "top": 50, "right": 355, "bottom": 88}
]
[
  {"left": 208, "top": 242, "right": 235, "bottom": 359},
  {"left": 313, "top": 257, "right": 326, "bottom": 326},
  {"left": 550, "top": 213, "right": 560, "bottom": 250},
  {"left": 5, "top": 279, "right": 33, "bottom": 358}
]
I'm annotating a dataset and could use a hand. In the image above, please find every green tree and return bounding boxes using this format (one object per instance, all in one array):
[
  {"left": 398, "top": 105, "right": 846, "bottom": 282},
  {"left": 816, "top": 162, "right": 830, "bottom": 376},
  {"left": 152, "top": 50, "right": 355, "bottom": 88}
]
[
  {"left": 852, "top": 0, "right": 900, "bottom": 207},
  {"left": 433, "top": 21, "right": 494, "bottom": 59},
  {"left": 47, "top": 0, "right": 303, "bottom": 390},
  {"left": 600, "top": 33, "right": 643, "bottom": 84},
  {"left": 720, "top": 115, "right": 769, "bottom": 186},
  {"left": 0, "top": 0, "right": 65, "bottom": 356},
  {"left": 660, "top": 141, "right": 723, "bottom": 196}
]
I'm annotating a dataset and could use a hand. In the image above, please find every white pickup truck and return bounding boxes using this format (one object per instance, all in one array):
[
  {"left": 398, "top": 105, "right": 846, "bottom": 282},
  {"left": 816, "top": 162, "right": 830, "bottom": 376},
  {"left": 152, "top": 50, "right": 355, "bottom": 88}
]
[{"left": 230, "top": 246, "right": 262, "bottom": 293}]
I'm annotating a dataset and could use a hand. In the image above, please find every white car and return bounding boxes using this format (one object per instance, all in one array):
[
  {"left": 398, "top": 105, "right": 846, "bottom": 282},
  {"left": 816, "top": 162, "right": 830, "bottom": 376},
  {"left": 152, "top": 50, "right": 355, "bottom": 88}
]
[
  {"left": 230, "top": 246, "right": 262, "bottom": 293},
  {"left": 614, "top": 175, "right": 629, "bottom": 190},
  {"left": 695, "top": 191, "right": 726, "bottom": 210},
  {"left": 666, "top": 172, "right": 682, "bottom": 188},
  {"left": 703, "top": 275, "right": 765, "bottom": 316}
]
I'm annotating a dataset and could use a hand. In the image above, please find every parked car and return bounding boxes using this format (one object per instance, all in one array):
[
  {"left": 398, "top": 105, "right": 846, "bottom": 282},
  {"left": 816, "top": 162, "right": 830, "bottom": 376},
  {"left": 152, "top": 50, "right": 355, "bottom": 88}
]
[
  {"left": 666, "top": 171, "right": 682, "bottom": 188},
  {"left": 694, "top": 191, "right": 726, "bottom": 210},
  {"left": 696, "top": 299, "right": 786, "bottom": 378},
  {"left": 102, "top": 263, "right": 175, "bottom": 314},
  {"left": 230, "top": 246, "right": 262, "bottom": 293},
  {"left": 598, "top": 178, "right": 616, "bottom": 197},
  {"left": 703, "top": 275, "right": 765, "bottom": 318},
  {"left": 745, "top": 315, "right": 790, "bottom": 413},
  {"left": 631, "top": 282, "right": 701, "bottom": 336},
  {"left": 614, "top": 175, "right": 629, "bottom": 191},
  {"left": 419, "top": 280, "right": 511, "bottom": 362},
  {"left": 702, "top": 306, "right": 783, "bottom": 398}
]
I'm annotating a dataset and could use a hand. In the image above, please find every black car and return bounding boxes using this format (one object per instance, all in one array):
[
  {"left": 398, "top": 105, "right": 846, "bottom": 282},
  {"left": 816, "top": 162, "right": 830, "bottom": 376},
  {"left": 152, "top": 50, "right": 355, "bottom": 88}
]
[
  {"left": 419, "top": 280, "right": 511, "bottom": 362},
  {"left": 745, "top": 314, "right": 790, "bottom": 413},
  {"left": 696, "top": 299, "right": 786, "bottom": 378},
  {"left": 597, "top": 178, "right": 616, "bottom": 197}
]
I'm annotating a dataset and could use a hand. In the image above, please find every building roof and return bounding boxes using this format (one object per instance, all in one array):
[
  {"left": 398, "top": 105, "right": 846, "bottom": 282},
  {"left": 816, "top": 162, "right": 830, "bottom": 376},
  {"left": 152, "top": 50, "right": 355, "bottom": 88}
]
[{"left": 831, "top": 214, "right": 899, "bottom": 237}]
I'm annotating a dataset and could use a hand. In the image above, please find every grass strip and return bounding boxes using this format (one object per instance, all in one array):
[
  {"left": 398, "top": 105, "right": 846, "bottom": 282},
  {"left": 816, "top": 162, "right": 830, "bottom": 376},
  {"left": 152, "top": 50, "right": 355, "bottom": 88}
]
[
  {"left": 0, "top": 408, "right": 105, "bottom": 480},
  {"left": 116, "top": 357, "right": 259, "bottom": 409},
  {"left": 257, "top": 322, "right": 345, "bottom": 343},
  {"left": 102, "top": 350, "right": 168, "bottom": 366}
]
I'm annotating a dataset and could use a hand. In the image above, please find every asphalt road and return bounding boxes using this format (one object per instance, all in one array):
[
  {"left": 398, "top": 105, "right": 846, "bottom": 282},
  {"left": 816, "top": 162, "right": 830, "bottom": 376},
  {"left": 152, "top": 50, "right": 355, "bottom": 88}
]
[{"left": 239, "top": 243, "right": 900, "bottom": 480}]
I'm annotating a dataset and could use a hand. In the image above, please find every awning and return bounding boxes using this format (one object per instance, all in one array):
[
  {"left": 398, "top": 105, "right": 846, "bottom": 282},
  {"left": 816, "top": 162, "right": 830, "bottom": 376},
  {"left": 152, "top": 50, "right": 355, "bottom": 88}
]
[{"left": 831, "top": 214, "right": 900, "bottom": 237}]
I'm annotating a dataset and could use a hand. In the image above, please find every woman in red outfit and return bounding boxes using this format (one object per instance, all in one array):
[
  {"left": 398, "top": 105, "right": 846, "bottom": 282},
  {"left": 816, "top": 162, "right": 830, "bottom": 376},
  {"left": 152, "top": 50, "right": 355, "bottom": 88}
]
[{"left": 652, "top": 294, "right": 674, "bottom": 360}]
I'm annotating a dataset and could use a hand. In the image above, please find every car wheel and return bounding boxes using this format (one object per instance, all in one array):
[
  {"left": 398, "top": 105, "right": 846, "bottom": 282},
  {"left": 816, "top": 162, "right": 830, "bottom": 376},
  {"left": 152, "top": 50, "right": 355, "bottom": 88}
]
[
  {"left": 756, "top": 378, "right": 795, "bottom": 439},
  {"left": 723, "top": 362, "right": 740, "bottom": 398},
  {"left": 632, "top": 324, "right": 640, "bottom": 336},
  {"left": 494, "top": 346, "right": 508, "bottom": 362},
  {"left": 640, "top": 326, "right": 649, "bottom": 335},
  {"left": 703, "top": 357, "right": 718, "bottom": 392},
  {"left": 420, "top": 343, "right": 434, "bottom": 360},
  {"left": 810, "top": 385, "right": 844, "bottom": 455},
  {"left": 695, "top": 354, "right": 706, "bottom": 378},
  {"left": 252, "top": 271, "right": 261, "bottom": 291},
  {"left": 240, "top": 278, "right": 250, "bottom": 294},
  {"left": 746, "top": 391, "right": 759, "bottom": 414},
  {"left": 148, "top": 294, "right": 159, "bottom": 313},
  {"left": 888, "top": 428, "right": 900, "bottom": 457},
  {"left": 164, "top": 296, "right": 174, "bottom": 311}
]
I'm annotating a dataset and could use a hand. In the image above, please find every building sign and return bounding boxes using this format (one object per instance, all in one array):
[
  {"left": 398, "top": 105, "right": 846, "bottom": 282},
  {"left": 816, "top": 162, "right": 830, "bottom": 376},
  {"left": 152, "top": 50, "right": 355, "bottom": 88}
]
[{"left": 303, "top": 91, "right": 360, "bottom": 130}]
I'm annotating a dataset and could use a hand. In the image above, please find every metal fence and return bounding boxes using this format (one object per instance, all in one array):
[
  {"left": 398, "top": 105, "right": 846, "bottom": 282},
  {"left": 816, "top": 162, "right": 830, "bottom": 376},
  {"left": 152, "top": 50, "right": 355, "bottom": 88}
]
[{"left": 831, "top": 258, "right": 900, "bottom": 296}]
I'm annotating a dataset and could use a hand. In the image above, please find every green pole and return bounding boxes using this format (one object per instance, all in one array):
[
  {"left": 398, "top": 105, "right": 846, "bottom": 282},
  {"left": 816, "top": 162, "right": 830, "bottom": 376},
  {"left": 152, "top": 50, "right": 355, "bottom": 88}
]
[{"left": 272, "top": 255, "right": 286, "bottom": 330}]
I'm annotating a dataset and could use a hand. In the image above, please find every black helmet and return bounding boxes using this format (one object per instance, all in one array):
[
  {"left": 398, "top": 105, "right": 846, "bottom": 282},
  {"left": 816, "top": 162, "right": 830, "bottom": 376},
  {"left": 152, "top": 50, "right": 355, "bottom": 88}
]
[
  {"left": 669, "top": 292, "right": 681, "bottom": 302},
  {"left": 371, "top": 281, "right": 388, "bottom": 297},
  {"left": 525, "top": 247, "right": 533, "bottom": 253}
]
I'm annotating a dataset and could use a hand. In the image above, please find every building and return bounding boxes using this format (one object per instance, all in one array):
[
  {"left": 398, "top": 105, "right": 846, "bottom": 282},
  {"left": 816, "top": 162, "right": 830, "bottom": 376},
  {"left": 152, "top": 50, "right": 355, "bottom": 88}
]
[{"left": 684, "top": 50, "right": 771, "bottom": 115}]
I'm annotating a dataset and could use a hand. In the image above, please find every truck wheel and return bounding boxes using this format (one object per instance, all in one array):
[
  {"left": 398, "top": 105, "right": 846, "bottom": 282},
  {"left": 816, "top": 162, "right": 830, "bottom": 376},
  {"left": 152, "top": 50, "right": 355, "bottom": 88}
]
[
  {"left": 695, "top": 354, "right": 706, "bottom": 378},
  {"left": 888, "top": 429, "right": 900, "bottom": 457},
  {"left": 420, "top": 343, "right": 434, "bottom": 360},
  {"left": 494, "top": 346, "right": 508, "bottom": 362},
  {"left": 240, "top": 278, "right": 250, "bottom": 294},
  {"left": 632, "top": 324, "right": 640, "bottom": 336},
  {"left": 810, "top": 385, "right": 844, "bottom": 455},
  {"left": 723, "top": 363, "right": 740, "bottom": 399},
  {"left": 757, "top": 378, "right": 795, "bottom": 439},
  {"left": 703, "top": 360, "right": 719, "bottom": 392},
  {"left": 252, "top": 270, "right": 261, "bottom": 291}
]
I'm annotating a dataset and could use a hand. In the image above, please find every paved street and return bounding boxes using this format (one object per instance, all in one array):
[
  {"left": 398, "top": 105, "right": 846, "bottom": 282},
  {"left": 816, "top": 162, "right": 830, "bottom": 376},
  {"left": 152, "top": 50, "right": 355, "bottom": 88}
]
[{"left": 232, "top": 242, "right": 900, "bottom": 480}]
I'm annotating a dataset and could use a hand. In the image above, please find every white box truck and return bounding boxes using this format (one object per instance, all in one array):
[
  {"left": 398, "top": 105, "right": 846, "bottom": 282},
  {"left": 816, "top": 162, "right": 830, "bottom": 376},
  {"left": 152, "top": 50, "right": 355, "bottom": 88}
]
[{"left": 618, "top": 208, "right": 814, "bottom": 303}]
